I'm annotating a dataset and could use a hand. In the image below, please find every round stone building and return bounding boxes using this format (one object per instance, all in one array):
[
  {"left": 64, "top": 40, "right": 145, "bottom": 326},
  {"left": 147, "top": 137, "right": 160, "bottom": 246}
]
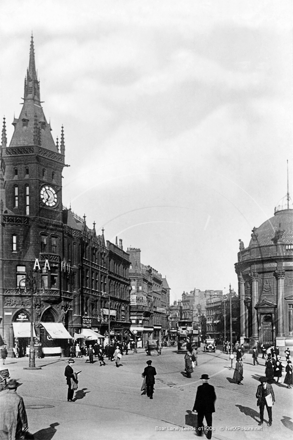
[{"left": 235, "top": 195, "right": 293, "bottom": 352}]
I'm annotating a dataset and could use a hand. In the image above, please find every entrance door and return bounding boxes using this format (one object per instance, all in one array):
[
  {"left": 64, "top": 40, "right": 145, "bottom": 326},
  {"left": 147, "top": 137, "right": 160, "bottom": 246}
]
[{"left": 260, "top": 314, "right": 273, "bottom": 346}]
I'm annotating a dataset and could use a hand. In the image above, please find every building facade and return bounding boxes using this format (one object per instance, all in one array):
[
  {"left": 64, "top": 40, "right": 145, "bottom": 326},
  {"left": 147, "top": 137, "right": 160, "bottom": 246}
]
[
  {"left": 0, "top": 37, "right": 131, "bottom": 356},
  {"left": 235, "top": 195, "right": 293, "bottom": 351},
  {"left": 128, "top": 248, "right": 170, "bottom": 347}
]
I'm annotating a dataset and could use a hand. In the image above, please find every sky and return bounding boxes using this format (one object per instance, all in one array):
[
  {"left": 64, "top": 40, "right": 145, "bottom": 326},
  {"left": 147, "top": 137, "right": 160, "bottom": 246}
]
[{"left": 0, "top": 0, "right": 292, "bottom": 302}]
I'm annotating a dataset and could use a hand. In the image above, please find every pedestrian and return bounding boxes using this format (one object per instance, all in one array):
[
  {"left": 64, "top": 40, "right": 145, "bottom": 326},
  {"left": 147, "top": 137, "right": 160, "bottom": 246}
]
[
  {"left": 114, "top": 346, "right": 122, "bottom": 367},
  {"left": 275, "top": 346, "right": 280, "bottom": 357},
  {"left": 13, "top": 341, "right": 19, "bottom": 359},
  {"left": 0, "top": 345, "right": 8, "bottom": 366},
  {"left": 0, "top": 379, "right": 31, "bottom": 439},
  {"left": 284, "top": 360, "right": 293, "bottom": 389},
  {"left": 64, "top": 358, "right": 79, "bottom": 402},
  {"left": 274, "top": 356, "right": 283, "bottom": 383},
  {"left": 265, "top": 357, "right": 274, "bottom": 384},
  {"left": 192, "top": 346, "right": 198, "bottom": 367},
  {"left": 252, "top": 347, "right": 259, "bottom": 365},
  {"left": 260, "top": 343, "right": 266, "bottom": 359},
  {"left": 236, "top": 347, "right": 242, "bottom": 361},
  {"left": 229, "top": 352, "right": 235, "bottom": 370},
  {"left": 184, "top": 351, "right": 193, "bottom": 378},
  {"left": 192, "top": 374, "right": 216, "bottom": 439},
  {"left": 87, "top": 345, "right": 94, "bottom": 363},
  {"left": 108, "top": 344, "right": 115, "bottom": 361},
  {"left": 142, "top": 360, "right": 156, "bottom": 399},
  {"left": 75, "top": 343, "right": 81, "bottom": 358},
  {"left": 285, "top": 347, "right": 290, "bottom": 361},
  {"left": 256, "top": 376, "right": 275, "bottom": 426},
  {"left": 97, "top": 348, "right": 106, "bottom": 366},
  {"left": 233, "top": 358, "right": 244, "bottom": 384}
]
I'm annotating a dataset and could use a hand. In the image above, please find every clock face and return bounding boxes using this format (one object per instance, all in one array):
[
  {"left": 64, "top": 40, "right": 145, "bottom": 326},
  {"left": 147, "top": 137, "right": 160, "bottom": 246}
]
[{"left": 40, "top": 185, "right": 58, "bottom": 207}]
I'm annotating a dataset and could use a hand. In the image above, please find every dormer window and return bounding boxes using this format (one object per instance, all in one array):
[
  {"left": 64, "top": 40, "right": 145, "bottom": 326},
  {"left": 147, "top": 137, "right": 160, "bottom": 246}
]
[{"left": 22, "top": 117, "right": 29, "bottom": 127}]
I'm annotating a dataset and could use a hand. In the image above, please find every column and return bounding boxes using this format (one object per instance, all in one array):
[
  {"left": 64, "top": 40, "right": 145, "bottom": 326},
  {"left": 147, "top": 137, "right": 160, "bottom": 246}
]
[
  {"left": 238, "top": 274, "right": 245, "bottom": 341},
  {"left": 251, "top": 273, "right": 258, "bottom": 339},
  {"left": 275, "top": 270, "right": 285, "bottom": 337}
]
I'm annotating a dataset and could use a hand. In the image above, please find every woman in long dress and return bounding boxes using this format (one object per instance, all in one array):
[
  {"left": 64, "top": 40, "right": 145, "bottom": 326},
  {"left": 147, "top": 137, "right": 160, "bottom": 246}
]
[
  {"left": 233, "top": 358, "right": 244, "bottom": 384},
  {"left": 184, "top": 351, "right": 193, "bottom": 378},
  {"left": 284, "top": 360, "right": 293, "bottom": 389}
]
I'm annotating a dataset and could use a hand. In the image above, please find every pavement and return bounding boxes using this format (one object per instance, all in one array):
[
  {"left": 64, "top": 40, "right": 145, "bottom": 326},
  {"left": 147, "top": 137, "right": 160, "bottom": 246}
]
[{"left": 0, "top": 347, "right": 292, "bottom": 440}]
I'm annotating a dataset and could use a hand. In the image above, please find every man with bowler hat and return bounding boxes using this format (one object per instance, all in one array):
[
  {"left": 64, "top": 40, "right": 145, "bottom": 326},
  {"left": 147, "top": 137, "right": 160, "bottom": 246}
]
[
  {"left": 142, "top": 360, "right": 157, "bottom": 399},
  {"left": 256, "top": 376, "right": 275, "bottom": 426},
  {"left": 0, "top": 379, "right": 31, "bottom": 439},
  {"left": 192, "top": 374, "right": 216, "bottom": 438},
  {"left": 64, "top": 358, "right": 79, "bottom": 402}
]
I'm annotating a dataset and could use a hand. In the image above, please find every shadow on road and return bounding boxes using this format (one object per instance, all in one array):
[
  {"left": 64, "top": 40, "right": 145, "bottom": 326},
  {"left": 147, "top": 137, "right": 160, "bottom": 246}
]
[
  {"left": 226, "top": 377, "right": 234, "bottom": 383},
  {"left": 281, "top": 416, "right": 293, "bottom": 431},
  {"left": 235, "top": 404, "right": 259, "bottom": 423},
  {"left": 33, "top": 422, "right": 59, "bottom": 440},
  {"left": 74, "top": 387, "right": 90, "bottom": 401}
]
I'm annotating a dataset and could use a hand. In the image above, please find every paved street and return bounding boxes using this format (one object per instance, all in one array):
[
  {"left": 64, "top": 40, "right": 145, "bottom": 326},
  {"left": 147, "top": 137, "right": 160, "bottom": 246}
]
[{"left": 1, "top": 347, "right": 293, "bottom": 440}]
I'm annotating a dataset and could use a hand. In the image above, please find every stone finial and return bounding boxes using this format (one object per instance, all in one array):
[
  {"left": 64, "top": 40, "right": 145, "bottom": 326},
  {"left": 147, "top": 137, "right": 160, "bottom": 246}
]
[{"left": 1, "top": 117, "right": 7, "bottom": 147}]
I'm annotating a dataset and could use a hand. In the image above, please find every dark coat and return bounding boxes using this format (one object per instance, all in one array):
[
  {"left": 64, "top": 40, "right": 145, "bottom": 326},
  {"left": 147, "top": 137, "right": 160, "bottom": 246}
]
[
  {"left": 265, "top": 360, "right": 274, "bottom": 383},
  {"left": 64, "top": 365, "right": 77, "bottom": 386},
  {"left": 142, "top": 365, "right": 157, "bottom": 385},
  {"left": 193, "top": 382, "right": 216, "bottom": 414},
  {"left": 284, "top": 364, "right": 293, "bottom": 385}
]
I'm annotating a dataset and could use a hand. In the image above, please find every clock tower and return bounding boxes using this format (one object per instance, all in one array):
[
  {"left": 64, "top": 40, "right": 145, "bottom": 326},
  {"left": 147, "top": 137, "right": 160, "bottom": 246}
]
[{"left": 0, "top": 36, "right": 69, "bottom": 351}]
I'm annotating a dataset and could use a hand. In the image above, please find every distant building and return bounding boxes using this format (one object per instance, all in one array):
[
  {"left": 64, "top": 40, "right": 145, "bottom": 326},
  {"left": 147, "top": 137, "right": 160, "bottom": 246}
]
[{"left": 128, "top": 248, "right": 170, "bottom": 347}]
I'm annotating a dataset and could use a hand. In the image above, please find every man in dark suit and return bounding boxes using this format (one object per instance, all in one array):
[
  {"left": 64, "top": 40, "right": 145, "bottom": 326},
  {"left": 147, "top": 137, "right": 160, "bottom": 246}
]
[
  {"left": 192, "top": 374, "right": 216, "bottom": 438},
  {"left": 142, "top": 360, "right": 157, "bottom": 399}
]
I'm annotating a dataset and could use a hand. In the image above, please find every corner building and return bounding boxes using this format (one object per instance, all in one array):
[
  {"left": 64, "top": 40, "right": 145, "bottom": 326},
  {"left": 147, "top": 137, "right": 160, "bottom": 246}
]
[
  {"left": 0, "top": 37, "right": 130, "bottom": 356},
  {"left": 235, "top": 196, "right": 293, "bottom": 352}
]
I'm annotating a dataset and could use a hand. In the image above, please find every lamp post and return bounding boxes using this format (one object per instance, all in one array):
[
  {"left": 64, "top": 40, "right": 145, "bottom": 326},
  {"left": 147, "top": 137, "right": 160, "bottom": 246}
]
[
  {"left": 102, "top": 292, "right": 111, "bottom": 342},
  {"left": 23, "top": 269, "right": 41, "bottom": 370},
  {"left": 133, "top": 330, "right": 137, "bottom": 353}
]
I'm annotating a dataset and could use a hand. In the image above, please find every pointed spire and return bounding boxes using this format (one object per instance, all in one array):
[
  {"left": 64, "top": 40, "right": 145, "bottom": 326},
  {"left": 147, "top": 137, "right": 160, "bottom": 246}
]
[
  {"left": 56, "top": 137, "right": 59, "bottom": 152},
  {"left": 24, "top": 34, "right": 40, "bottom": 102},
  {"left": 60, "top": 125, "right": 65, "bottom": 155},
  {"left": 287, "top": 159, "right": 290, "bottom": 210},
  {"left": 29, "top": 33, "right": 37, "bottom": 80},
  {"left": 1, "top": 117, "right": 7, "bottom": 148}
]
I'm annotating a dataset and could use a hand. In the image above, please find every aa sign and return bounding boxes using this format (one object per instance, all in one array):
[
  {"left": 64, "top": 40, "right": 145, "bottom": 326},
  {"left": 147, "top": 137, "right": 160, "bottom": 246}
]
[{"left": 33, "top": 258, "right": 51, "bottom": 271}]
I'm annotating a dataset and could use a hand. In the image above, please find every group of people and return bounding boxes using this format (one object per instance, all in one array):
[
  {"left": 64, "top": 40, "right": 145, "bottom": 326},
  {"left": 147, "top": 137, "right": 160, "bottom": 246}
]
[
  {"left": 264, "top": 347, "right": 293, "bottom": 388},
  {"left": 69, "top": 341, "right": 128, "bottom": 367}
]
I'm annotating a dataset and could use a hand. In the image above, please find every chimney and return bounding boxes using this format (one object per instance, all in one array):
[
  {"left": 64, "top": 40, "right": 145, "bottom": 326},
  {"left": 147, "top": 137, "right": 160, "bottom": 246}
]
[{"left": 119, "top": 239, "right": 123, "bottom": 249}]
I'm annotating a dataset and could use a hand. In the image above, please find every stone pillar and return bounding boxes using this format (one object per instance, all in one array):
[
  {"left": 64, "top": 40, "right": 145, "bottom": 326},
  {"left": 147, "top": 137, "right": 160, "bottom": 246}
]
[
  {"left": 275, "top": 270, "right": 285, "bottom": 337},
  {"left": 238, "top": 274, "right": 245, "bottom": 343},
  {"left": 251, "top": 273, "right": 259, "bottom": 340}
]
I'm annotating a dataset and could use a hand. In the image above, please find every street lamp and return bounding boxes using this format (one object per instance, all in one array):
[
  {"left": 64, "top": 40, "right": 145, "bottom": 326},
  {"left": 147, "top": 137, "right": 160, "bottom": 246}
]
[
  {"left": 22, "top": 269, "right": 42, "bottom": 370},
  {"left": 102, "top": 292, "right": 111, "bottom": 342},
  {"left": 133, "top": 330, "right": 137, "bottom": 353}
]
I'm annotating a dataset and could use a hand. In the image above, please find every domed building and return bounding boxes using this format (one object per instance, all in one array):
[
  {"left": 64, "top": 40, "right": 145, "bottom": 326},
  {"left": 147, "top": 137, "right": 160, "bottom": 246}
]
[{"left": 235, "top": 194, "right": 293, "bottom": 352}]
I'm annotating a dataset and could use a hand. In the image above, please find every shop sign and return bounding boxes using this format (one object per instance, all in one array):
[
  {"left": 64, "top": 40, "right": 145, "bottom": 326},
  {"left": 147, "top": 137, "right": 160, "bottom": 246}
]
[{"left": 82, "top": 317, "right": 92, "bottom": 328}]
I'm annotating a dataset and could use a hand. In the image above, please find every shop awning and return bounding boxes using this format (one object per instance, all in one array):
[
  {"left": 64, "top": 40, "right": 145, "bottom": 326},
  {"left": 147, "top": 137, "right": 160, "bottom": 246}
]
[
  {"left": 41, "top": 322, "right": 73, "bottom": 339},
  {"left": 130, "top": 326, "right": 153, "bottom": 333},
  {"left": 74, "top": 329, "right": 104, "bottom": 340},
  {"left": 13, "top": 322, "right": 36, "bottom": 338}
]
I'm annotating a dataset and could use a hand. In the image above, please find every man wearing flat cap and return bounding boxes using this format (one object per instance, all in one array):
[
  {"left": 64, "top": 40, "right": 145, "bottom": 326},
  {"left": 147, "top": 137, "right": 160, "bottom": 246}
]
[
  {"left": 0, "top": 379, "right": 30, "bottom": 439},
  {"left": 142, "top": 360, "right": 157, "bottom": 399},
  {"left": 192, "top": 374, "right": 216, "bottom": 438},
  {"left": 256, "top": 377, "right": 275, "bottom": 426}
]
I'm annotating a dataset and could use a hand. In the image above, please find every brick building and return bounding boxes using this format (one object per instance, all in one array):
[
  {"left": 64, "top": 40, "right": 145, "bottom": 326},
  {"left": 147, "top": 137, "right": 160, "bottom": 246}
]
[{"left": 0, "top": 36, "right": 130, "bottom": 356}]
